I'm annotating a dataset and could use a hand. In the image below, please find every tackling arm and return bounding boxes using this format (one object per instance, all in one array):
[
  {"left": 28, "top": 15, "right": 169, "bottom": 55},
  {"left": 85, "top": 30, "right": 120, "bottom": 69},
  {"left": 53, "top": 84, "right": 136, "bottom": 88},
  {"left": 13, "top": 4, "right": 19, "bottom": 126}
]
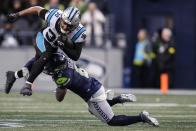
[
  {"left": 18, "top": 6, "right": 44, "bottom": 16},
  {"left": 57, "top": 37, "right": 84, "bottom": 61},
  {"left": 56, "top": 88, "right": 67, "bottom": 102},
  {"left": 7, "top": 6, "right": 45, "bottom": 23},
  {"left": 60, "top": 43, "right": 83, "bottom": 61}
]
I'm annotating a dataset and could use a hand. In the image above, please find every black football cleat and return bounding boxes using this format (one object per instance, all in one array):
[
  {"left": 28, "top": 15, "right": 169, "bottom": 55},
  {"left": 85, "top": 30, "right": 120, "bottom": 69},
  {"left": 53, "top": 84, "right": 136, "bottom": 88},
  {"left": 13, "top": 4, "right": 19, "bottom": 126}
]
[
  {"left": 5, "top": 71, "right": 16, "bottom": 94},
  {"left": 20, "top": 83, "right": 32, "bottom": 96}
]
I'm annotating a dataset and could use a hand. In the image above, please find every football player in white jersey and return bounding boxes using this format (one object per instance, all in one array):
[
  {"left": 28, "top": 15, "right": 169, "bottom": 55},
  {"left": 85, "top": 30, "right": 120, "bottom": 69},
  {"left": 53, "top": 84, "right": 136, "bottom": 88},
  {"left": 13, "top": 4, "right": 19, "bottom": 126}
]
[{"left": 6, "top": 6, "right": 86, "bottom": 96}]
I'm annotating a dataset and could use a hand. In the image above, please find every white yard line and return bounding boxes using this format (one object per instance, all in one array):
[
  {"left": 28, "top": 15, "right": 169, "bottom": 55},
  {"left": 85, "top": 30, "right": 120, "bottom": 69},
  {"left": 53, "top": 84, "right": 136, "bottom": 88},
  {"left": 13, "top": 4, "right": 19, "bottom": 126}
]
[
  {"left": 0, "top": 122, "right": 24, "bottom": 128},
  {"left": 1, "top": 118, "right": 196, "bottom": 123},
  {"left": 155, "top": 115, "right": 196, "bottom": 118},
  {"left": 111, "top": 88, "right": 196, "bottom": 95},
  {"left": 121, "top": 103, "right": 196, "bottom": 107},
  {"left": 0, "top": 110, "right": 89, "bottom": 113},
  {"left": 188, "top": 104, "right": 196, "bottom": 107},
  {"left": 0, "top": 98, "right": 33, "bottom": 102},
  {"left": 1, "top": 87, "right": 196, "bottom": 95},
  {"left": 0, "top": 119, "right": 99, "bottom": 122}
]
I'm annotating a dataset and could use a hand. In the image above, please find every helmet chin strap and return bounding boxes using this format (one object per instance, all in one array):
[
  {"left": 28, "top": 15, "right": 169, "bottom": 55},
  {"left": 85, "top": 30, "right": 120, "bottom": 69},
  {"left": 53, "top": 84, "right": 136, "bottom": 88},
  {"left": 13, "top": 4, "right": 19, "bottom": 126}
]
[
  {"left": 59, "top": 21, "right": 67, "bottom": 34},
  {"left": 60, "top": 27, "right": 66, "bottom": 34}
]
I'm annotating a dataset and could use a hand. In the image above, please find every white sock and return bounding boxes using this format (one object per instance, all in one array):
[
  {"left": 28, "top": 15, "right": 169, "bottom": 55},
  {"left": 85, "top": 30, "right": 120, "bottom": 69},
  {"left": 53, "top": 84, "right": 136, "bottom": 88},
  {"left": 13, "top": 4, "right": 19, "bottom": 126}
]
[
  {"left": 14, "top": 71, "right": 19, "bottom": 79},
  {"left": 26, "top": 81, "right": 32, "bottom": 85}
]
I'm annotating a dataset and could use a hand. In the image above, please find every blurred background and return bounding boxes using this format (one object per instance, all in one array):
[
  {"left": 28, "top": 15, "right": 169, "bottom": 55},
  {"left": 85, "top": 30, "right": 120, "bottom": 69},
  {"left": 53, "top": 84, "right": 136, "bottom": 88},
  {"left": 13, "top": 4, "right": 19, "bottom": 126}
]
[{"left": 0, "top": 0, "right": 195, "bottom": 90}]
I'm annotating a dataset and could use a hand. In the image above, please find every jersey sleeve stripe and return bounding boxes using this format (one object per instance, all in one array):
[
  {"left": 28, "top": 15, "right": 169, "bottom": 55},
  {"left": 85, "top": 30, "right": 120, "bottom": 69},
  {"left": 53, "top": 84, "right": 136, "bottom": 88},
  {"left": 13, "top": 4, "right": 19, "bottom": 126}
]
[
  {"left": 71, "top": 27, "right": 86, "bottom": 42},
  {"left": 46, "top": 9, "right": 54, "bottom": 21},
  {"left": 46, "top": 9, "right": 58, "bottom": 25},
  {"left": 46, "top": 9, "right": 54, "bottom": 20}
]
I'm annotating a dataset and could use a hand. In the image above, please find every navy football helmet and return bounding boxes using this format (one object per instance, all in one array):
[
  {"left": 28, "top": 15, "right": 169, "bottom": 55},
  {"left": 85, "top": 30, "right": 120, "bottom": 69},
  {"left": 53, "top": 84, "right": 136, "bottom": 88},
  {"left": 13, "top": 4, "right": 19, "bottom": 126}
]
[{"left": 43, "top": 52, "right": 66, "bottom": 75}]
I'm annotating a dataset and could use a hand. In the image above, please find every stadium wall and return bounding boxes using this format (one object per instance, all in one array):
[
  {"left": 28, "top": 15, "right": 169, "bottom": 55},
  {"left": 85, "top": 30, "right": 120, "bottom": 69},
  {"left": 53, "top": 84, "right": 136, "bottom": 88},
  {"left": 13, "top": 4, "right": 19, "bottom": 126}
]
[{"left": 0, "top": 48, "right": 123, "bottom": 92}]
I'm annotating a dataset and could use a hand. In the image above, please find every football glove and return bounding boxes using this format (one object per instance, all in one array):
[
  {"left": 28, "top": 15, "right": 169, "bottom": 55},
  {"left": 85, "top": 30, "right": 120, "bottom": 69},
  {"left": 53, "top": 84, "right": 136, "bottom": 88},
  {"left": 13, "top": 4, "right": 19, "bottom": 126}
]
[
  {"left": 7, "top": 13, "right": 19, "bottom": 23},
  {"left": 20, "top": 83, "right": 32, "bottom": 96},
  {"left": 57, "top": 36, "right": 74, "bottom": 49}
]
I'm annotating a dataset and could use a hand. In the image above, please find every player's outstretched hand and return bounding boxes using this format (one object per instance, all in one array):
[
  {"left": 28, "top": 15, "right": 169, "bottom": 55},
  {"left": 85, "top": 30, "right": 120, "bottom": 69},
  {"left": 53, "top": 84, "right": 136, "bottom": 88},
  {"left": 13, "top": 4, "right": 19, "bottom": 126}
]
[
  {"left": 20, "top": 83, "right": 32, "bottom": 96},
  {"left": 7, "top": 13, "right": 19, "bottom": 23}
]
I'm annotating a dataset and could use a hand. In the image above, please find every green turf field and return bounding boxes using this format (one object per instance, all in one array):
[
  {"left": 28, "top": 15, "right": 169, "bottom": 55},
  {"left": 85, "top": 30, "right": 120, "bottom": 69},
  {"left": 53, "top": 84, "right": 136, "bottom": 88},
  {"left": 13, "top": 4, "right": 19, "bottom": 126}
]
[{"left": 0, "top": 92, "right": 196, "bottom": 131}]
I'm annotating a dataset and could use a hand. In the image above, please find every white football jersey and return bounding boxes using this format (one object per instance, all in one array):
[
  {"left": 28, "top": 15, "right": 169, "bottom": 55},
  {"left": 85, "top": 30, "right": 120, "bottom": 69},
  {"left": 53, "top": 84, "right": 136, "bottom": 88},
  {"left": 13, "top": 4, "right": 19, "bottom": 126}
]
[{"left": 42, "top": 9, "right": 86, "bottom": 47}]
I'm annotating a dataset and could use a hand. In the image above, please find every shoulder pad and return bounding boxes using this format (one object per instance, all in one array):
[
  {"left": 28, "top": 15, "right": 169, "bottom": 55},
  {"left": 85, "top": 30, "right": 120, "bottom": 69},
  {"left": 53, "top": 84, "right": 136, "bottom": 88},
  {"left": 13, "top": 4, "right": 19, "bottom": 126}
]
[
  {"left": 45, "top": 9, "right": 62, "bottom": 26},
  {"left": 70, "top": 23, "right": 86, "bottom": 43}
]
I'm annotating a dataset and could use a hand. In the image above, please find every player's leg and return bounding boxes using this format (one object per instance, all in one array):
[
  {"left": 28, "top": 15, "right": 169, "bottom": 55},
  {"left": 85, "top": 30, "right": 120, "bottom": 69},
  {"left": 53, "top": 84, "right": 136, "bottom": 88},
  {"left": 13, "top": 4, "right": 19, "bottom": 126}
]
[
  {"left": 20, "top": 32, "right": 57, "bottom": 96},
  {"left": 15, "top": 57, "right": 36, "bottom": 79},
  {"left": 108, "top": 110, "right": 159, "bottom": 126},
  {"left": 5, "top": 57, "right": 35, "bottom": 94},
  {"left": 88, "top": 87, "right": 159, "bottom": 126},
  {"left": 20, "top": 52, "right": 53, "bottom": 96},
  {"left": 87, "top": 87, "right": 114, "bottom": 123},
  {"left": 107, "top": 94, "right": 136, "bottom": 107}
]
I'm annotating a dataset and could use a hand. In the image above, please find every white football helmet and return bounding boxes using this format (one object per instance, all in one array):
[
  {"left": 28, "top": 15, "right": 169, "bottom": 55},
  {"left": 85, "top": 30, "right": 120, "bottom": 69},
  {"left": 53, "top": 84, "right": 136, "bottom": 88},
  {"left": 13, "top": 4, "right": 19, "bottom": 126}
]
[{"left": 60, "top": 6, "right": 80, "bottom": 34}]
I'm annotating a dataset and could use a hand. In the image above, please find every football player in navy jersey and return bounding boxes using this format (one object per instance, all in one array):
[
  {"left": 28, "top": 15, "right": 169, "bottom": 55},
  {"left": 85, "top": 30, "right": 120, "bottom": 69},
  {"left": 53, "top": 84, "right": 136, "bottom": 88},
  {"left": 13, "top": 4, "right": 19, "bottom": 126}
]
[
  {"left": 6, "top": 6, "right": 86, "bottom": 96},
  {"left": 5, "top": 52, "right": 159, "bottom": 127}
]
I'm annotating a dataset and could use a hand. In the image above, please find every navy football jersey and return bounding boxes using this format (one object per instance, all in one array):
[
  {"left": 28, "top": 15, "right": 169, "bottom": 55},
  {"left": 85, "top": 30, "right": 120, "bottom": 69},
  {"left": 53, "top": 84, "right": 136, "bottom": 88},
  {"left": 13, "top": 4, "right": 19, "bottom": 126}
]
[{"left": 51, "top": 57, "right": 102, "bottom": 102}]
